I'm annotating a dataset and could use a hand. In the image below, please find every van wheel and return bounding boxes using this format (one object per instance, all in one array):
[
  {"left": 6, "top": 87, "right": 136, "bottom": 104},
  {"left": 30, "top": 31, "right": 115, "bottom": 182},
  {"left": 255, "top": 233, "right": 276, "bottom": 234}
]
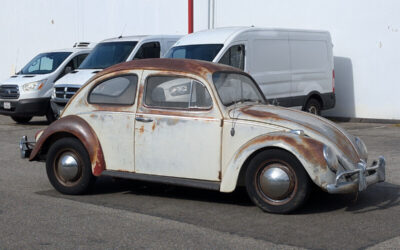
[
  {"left": 46, "top": 137, "right": 94, "bottom": 195},
  {"left": 45, "top": 107, "right": 57, "bottom": 123},
  {"left": 11, "top": 116, "right": 32, "bottom": 124},
  {"left": 304, "top": 98, "right": 321, "bottom": 115},
  {"left": 245, "top": 149, "right": 311, "bottom": 214}
]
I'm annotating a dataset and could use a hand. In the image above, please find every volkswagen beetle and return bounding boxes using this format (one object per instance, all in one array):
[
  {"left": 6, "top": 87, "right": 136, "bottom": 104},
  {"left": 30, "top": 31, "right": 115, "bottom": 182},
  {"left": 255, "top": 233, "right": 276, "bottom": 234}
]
[{"left": 20, "top": 59, "right": 386, "bottom": 213}]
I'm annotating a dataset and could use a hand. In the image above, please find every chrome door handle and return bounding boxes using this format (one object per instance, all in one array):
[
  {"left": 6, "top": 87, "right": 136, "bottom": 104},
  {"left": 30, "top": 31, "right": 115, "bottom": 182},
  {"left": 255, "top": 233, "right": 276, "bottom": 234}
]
[{"left": 135, "top": 117, "right": 153, "bottom": 123}]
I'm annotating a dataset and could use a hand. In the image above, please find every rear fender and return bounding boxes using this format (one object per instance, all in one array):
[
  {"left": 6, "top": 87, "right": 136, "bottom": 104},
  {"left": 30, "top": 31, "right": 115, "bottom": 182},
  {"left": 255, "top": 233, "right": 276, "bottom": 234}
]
[{"left": 29, "top": 115, "right": 106, "bottom": 176}]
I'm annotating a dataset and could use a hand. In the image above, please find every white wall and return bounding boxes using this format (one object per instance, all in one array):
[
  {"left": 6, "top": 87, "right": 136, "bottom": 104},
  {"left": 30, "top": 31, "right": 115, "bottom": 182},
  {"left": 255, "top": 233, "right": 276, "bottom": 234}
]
[{"left": 1, "top": 0, "right": 399, "bottom": 119}]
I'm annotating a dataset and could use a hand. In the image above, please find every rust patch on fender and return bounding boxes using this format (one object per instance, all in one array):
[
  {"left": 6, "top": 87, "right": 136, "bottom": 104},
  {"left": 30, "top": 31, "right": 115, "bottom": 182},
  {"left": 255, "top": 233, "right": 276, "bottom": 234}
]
[
  {"left": 29, "top": 115, "right": 106, "bottom": 176},
  {"left": 235, "top": 134, "right": 326, "bottom": 168}
]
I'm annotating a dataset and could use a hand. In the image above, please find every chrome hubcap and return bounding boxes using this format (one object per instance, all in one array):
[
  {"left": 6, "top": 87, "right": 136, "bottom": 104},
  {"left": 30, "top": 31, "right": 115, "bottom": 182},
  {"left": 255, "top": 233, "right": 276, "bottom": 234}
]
[
  {"left": 259, "top": 165, "right": 293, "bottom": 200},
  {"left": 57, "top": 153, "right": 79, "bottom": 182}
]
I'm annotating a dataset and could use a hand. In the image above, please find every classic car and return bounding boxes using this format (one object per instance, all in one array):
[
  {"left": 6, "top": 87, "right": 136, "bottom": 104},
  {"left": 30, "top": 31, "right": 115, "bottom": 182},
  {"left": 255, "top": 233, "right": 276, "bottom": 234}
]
[{"left": 20, "top": 58, "right": 386, "bottom": 213}]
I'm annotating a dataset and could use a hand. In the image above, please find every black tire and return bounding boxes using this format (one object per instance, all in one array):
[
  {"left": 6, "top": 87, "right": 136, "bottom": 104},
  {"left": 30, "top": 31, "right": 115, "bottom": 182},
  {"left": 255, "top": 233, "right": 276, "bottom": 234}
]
[
  {"left": 45, "top": 107, "right": 57, "bottom": 124},
  {"left": 245, "top": 149, "right": 311, "bottom": 214},
  {"left": 304, "top": 98, "right": 321, "bottom": 115},
  {"left": 46, "top": 137, "right": 94, "bottom": 195},
  {"left": 11, "top": 116, "right": 33, "bottom": 124}
]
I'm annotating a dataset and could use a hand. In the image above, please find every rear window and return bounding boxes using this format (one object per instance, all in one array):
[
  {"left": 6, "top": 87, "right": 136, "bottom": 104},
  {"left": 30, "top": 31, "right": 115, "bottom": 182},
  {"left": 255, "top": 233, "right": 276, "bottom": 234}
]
[{"left": 88, "top": 75, "right": 138, "bottom": 105}]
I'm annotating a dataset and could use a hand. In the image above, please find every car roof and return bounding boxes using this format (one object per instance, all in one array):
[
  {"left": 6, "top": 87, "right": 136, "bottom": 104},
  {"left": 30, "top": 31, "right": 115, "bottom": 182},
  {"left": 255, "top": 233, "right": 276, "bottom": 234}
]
[
  {"left": 93, "top": 58, "right": 244, "bottom": 80},
  {"left": 174, "top": 26, "right": 330, "bottom": 46},
  {"left": 39, "top": 47, "right": 92, "bottom": 54},
  {"left": 100, "top": 35, "right": 182, "bottom": 43}
]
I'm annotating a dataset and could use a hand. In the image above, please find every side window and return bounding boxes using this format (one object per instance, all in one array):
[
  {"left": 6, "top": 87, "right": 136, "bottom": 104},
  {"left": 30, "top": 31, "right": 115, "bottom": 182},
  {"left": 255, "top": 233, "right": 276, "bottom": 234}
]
[
  {"left": 56, "top": 53, "right": 90, "bottom": 81},
  {"left": 75, "top": 53, "right": 89, "bottom": 68},
  {"left": 88, "top": 75, "right": 138, "bottom": 105},
  {"left": 145, "top": 76, "right": 212, "bottom": 109},
  {"left": 218, "top": 44, "right": 245, "bottom": 70},
  {"left": 134, "top": 42, "right": 161, "bottom": 59}
]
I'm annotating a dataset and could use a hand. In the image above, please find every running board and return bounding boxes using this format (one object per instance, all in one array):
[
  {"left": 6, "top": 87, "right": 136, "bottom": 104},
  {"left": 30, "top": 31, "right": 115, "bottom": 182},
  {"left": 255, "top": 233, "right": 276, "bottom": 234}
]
[{"left": 101, "top": 170, "right": 221, "bottom": 191}]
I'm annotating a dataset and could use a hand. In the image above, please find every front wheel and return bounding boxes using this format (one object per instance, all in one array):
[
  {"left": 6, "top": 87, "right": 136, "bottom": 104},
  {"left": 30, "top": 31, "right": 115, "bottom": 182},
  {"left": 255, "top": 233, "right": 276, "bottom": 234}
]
[
  {"left": 46, "top": 137, "right": 94, "bottom": 195},
  {"left": 245, "top": 149, "right": 311, "bottom": 213},
  {"left": 11, "top": 116, "right": 32, "bottom": 124}
]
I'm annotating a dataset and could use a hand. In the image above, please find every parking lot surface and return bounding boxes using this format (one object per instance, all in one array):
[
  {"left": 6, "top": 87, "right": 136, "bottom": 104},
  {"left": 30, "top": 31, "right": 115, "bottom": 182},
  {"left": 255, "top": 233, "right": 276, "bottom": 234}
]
[{"left": 0, "top": 115, "right": 399, "bottom": 249}]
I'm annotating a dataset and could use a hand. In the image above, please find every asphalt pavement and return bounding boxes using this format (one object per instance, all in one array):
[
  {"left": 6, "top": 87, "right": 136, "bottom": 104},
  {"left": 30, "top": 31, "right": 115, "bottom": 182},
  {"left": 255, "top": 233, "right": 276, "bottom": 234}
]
[{"left": 0, "top": 115, "right": 399, "bottom": 249}]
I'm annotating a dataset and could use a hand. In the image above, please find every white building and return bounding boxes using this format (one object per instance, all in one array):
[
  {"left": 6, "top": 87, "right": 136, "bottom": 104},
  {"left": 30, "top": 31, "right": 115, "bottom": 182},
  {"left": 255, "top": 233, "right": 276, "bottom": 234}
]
[{"left": 1, "top": 0, "right": 399, "bottom": 120}]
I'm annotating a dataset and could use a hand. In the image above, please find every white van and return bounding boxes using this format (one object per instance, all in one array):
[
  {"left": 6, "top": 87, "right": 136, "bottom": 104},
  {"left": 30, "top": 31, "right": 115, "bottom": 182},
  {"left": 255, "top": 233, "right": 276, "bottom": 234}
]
[
  {"left": 165, "top": 27, "right": 335, "bottom": 114},
  {"left": 0, "top": 43, "right": 91, "bottom": 123},
  {"left": 51, "top": 35, "right": 181, "bottom": 117}
]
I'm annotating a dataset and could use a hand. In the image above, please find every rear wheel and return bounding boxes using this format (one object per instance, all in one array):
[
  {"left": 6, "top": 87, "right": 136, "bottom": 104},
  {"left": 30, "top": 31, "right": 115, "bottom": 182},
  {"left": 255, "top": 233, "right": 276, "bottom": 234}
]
[
  {"left": 304, "top": 98, "right": 321, "bottom": 115},
  {"left": 11, "top": 116, "right": 32, "bottom": 124},
  {"left": 245, "top": 149, "right": 311, "bottom": 213},
  {"left": 46, "top": 137, "right": 94, "bottom": 195}
]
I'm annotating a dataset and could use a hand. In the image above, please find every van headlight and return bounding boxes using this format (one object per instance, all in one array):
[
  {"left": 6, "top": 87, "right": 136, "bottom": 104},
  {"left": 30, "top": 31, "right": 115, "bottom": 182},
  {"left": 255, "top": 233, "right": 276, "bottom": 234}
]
[
  {"left": 23, "top": 79, "right": 47, "bottom": 92},
  {"left": 355, "top": 136, "right": 368, "bottom": 161},
  {"left": 323, "top": 145, "right": 338, "bottom": 173}
]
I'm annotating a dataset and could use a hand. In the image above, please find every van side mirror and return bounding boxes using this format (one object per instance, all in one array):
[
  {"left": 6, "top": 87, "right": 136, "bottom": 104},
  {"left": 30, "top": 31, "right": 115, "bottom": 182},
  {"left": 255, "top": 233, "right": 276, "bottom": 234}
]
[{"left": 64, "top": 66, "right": 73, "bottom": 74}]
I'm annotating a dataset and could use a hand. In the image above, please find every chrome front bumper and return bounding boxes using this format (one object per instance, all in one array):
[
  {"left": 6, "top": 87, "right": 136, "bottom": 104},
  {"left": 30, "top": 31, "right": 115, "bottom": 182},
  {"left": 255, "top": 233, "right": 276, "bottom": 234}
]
[
  {"left": 327, "top": 156, "right": 386, "bottom": 194},
  {"left": 19, "top": 135, "right": 35, "bottom": 158}
]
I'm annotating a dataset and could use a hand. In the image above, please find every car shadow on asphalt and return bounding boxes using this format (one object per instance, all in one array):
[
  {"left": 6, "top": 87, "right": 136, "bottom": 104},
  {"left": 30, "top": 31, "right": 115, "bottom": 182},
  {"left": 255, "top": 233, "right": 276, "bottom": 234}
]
[
  {"left": 37, "top": 176, "right": 400, "bottom": 214},
  {"left": 298, "top": 182, "right": 400, "bottom": 214}
]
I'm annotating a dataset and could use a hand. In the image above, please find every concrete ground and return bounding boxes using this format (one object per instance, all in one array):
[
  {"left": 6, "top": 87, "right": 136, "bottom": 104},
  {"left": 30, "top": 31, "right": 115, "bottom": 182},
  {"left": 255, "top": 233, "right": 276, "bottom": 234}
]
[{"left": 0, "top": 115, "right": 399, "bottom": 249}]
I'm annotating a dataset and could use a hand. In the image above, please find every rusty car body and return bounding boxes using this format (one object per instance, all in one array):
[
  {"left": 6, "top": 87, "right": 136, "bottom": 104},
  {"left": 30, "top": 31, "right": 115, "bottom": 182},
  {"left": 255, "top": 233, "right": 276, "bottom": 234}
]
[{"left": 20, "top": 58, "right": 386, "bottom": 213}]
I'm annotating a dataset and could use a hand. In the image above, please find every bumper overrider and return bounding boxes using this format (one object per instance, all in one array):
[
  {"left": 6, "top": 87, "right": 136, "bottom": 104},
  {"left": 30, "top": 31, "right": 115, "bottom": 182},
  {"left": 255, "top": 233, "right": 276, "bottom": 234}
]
[
  {"left": 19, "top": 135, "right": 35, "bottom": 158},
  {"left": 327, "top": 156, "right": 386, "bottom": 194}
]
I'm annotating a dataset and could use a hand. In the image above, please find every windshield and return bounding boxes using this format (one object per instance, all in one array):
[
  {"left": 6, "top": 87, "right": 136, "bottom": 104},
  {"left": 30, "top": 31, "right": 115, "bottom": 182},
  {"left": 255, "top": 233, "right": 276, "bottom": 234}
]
[
  {"left": 165, "top": 44, "right": 223, "bottom": 62},
  {"left": 19, "top": 52, "right": 71, "bottom": 75},
  {"left": 79, "top": 41, "right": 137, "bottom": 69},
  {"left": 213, "top": 72, "right": 265, "bottom": 106}
]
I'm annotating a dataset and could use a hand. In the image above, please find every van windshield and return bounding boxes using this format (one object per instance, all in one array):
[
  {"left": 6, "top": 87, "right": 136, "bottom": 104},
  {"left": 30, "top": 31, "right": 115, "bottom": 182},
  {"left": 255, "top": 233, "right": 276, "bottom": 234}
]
[
  {"left": 79, "top": 41, "right": 137, "bottom": 69},
  {"left": 19, "top": 52, "right": 71, "bottom": 75},
  {"left": 165, "top": 44, "right": 223, "bottom": 62},
  {"left": 213, "top": 72, "right": 265, "bottom": 107}
]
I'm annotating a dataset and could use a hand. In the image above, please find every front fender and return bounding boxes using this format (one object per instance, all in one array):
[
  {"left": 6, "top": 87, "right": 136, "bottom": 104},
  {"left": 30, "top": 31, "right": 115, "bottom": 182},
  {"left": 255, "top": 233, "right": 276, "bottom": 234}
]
[
  {"left": 29, "top": 115, "right": 106, "bottom": 176},
  {"left": 220, "top": 132, "right": 335, "bottom": 192}
]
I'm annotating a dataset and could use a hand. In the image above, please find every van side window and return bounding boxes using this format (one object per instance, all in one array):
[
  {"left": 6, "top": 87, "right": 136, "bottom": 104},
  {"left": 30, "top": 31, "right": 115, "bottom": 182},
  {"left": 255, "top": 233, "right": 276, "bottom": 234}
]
[
  {"left": 56, "top": 53, "right": 89, "bottom": 81},
  {"left": 145, "top": 76, "right": 212, "bottom": 109},
  {"left": 134, "top": 42, "right": 161, "bottom": 59},
  {"left": 88, "top": 75, "right": 138, "bottom": 105},
  {"left": 218, "top": 44, "right": 245, "bottom": 70}
]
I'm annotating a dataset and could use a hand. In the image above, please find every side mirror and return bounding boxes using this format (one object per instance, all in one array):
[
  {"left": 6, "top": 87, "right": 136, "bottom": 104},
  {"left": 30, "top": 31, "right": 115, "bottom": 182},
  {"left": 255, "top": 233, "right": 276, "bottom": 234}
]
[{"left": 64, "top": 66, "right": 73, "bottom": 74}]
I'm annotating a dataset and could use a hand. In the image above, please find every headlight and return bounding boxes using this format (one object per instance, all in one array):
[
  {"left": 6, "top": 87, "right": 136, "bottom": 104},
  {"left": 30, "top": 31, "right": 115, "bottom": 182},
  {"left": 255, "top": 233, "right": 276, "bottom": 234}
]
[
  {"left": 323, "top": 145, "right": 338, "bottom": 173},
  {"left": 355, "top": 136, "right": 368, "bottom": 161},
  {"left": 22, "top": 79, "right": 47, "bottom": 92}
]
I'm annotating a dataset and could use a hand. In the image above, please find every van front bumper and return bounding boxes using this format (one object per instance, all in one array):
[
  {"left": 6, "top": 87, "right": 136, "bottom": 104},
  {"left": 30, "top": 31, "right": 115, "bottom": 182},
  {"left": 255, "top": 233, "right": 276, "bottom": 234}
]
[
  {"left": 0, "top": 98, "right": 50, "bottom": 116},
  {"left": 327, "top": 156, "right": 385, "bottom": 194}
]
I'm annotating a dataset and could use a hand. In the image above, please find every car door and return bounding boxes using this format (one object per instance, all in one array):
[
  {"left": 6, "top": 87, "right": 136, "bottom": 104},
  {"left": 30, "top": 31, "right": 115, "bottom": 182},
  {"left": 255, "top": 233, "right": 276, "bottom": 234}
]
[
  {"left": 134, "top": 71, "right": 222, "bottom": 181},
  {"left": 82, "top": 72, "right": 141, "bottom": 172}
]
